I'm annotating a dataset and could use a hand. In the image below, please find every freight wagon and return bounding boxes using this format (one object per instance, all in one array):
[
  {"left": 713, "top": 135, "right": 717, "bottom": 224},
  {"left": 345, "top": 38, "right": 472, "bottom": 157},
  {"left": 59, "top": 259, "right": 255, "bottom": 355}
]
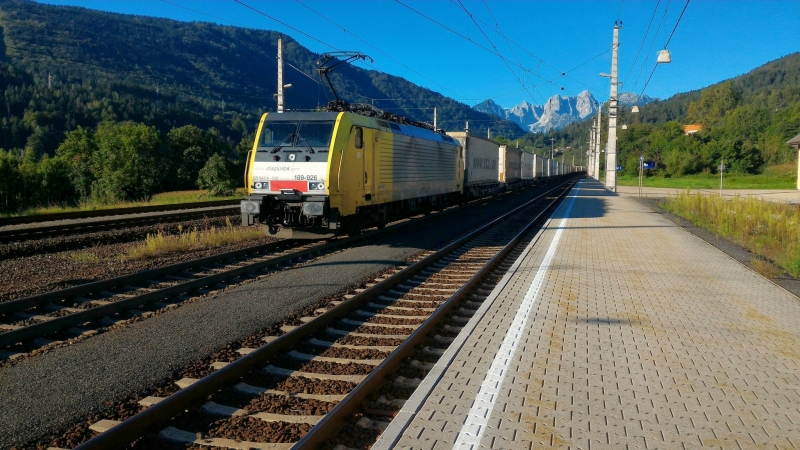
[
  {"left": 446, "top": 132, "right": 501, "bottom": 200},
  {"left": 499, "top": 145, "right": 522, "bottom": 190}
]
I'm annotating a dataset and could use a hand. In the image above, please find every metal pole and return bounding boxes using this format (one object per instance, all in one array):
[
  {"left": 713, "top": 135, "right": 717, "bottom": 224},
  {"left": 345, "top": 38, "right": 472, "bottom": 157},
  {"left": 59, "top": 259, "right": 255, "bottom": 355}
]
[
  {"left": 588, "top": 126, "right": 595, "bottom": 177},
  {"left": 605, "top": 24, "right": 621, "bottom": 192},
  {"left": 277, "top": 37, "right": 284, "bottom": 113},
  {"left": 433, "top": 107, "right": 437, "bottom": 130},
  {"left": 639, "top": 155, "right": 643, "bottom": 197},
  {"left": 720, "top": 159, "right": 724, "bottom": 196},
  {"left": 594, "top": 107, "right": 602, "bottom": 179}
]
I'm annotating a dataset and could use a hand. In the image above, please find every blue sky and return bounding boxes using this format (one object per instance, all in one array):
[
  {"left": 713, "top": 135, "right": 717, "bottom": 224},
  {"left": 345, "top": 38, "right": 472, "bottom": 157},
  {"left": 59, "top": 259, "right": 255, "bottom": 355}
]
[{"left": 40, "top": 0, "right": 800, "bottom": 109}]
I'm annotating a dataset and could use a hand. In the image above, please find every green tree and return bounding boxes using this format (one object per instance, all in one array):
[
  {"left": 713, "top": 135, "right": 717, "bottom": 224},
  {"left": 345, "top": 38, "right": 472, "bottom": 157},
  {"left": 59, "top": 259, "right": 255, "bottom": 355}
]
[
  {"left": 167, "top": 125, "right": 228, "bottom": 190},
  {"left": 197, "top": 153, "right": 235, "bottom": 196},
  {"left": 56, "top": 126, "right": 95, "bottom": 202},
  {"left": 0, "top": 150, "right": 21, "bottom": 211},
  {"left": 36, "top": 154, "right": 73, "bottom": 205},
  {"left": 686, "top": 81, "right": 742, "bottom": 127},
  {"left": 91, "top": 121, "right": 161, "bottom": 202}
]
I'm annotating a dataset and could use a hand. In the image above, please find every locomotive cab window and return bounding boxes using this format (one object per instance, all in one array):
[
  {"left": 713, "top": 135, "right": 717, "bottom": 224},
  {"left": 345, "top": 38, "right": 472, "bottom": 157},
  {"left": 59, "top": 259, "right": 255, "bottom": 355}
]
[
  {"left": 298, "top": 121, "right": 335, "bottom": 150},
  {"left": 354, "top": 127, "right": 363, "bottom": 149},
  {"left": 259, "top": 122, "right": 297, "bottom": 149}
]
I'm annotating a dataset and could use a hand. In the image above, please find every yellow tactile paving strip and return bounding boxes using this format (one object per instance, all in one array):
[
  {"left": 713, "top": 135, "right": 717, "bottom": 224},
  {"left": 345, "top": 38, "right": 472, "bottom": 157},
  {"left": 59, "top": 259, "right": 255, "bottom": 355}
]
[{"left": 391, "top": 179, "right": 800, "bottom": 449}]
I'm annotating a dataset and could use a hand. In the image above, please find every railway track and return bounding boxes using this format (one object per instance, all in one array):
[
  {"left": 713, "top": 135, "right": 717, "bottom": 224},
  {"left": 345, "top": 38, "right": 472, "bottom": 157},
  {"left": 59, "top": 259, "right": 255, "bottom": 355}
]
[
  {"left": 0, "top": 199, "right": 241, "bottom": 227},
  {"left": 0, "top": 183, "right": 546, "bottom": 359},
  {"left": 63, "top": 176, "right": 579, "bottom": 450},
  {"left": 0, "top": 206, "right": 239, "bottom": 243}
]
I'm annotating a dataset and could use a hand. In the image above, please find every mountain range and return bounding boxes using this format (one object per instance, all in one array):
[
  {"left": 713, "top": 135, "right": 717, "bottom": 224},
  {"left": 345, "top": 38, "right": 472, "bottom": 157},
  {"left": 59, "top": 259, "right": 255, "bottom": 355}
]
[
  {"left": 0, "top": 0, "right": 526, "bottom": 154},
  {"left": 474, "top": 91, "right": 655, "bottom": 133}
]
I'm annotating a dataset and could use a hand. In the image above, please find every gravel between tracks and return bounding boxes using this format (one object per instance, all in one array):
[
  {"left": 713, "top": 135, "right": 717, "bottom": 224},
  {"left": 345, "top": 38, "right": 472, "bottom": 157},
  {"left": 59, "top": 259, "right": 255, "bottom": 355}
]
[
  {"left": 0, "top": 216, "right": 276, "bottom": 302},
  {"left": 0, "top": 205, "right": 237, "bottom": 232},
  {"left": 0, "top": 183, "right": 564, "bottom": 449}
]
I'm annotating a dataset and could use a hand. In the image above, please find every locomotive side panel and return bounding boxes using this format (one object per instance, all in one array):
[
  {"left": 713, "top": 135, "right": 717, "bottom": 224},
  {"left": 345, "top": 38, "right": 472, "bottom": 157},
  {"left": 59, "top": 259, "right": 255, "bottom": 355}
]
[{"left": 382, "top": 135, "right": 459, "bottom": 201}]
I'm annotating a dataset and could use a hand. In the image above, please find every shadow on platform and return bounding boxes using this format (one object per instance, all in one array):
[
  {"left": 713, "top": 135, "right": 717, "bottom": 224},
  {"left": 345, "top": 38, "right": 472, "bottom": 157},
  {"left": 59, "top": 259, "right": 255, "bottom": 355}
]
[{"left": 573, "top": 316, "right": 641, "bottom": 326}]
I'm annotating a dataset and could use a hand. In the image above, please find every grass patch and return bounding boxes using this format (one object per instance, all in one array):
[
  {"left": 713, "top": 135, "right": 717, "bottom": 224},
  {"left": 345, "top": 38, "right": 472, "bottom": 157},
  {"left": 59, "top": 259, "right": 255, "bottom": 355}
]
[
  {"left": 1, "top": 189, "right": 246, "bottom": 218},
  {"left": 662, "top": 191, "right": 800, "bottom": 277},
  {"left": 617, "top": 162, "right": 796, "bottom": 189},
  {"left": 125, "top": 218, "right": 263, "bottom": 260},
  {"left": 67, "top": 249, "right": 101, "bottom": 264}
]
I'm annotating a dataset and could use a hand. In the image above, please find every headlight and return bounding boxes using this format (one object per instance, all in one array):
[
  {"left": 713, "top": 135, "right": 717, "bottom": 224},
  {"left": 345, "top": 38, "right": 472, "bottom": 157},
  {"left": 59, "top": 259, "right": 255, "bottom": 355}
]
[
  {"left": 240, "top": 200, "right": 260, "bottom": 214},
  {"left": 309, "top": 182, "right": 325, "bottom": 191},
  {"left": 253, "top": 181, "right": 269, "bottom": 191}
]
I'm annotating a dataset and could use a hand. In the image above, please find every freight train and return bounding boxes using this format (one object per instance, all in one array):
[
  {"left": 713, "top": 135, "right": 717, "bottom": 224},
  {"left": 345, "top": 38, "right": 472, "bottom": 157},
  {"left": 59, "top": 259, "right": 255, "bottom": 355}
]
[{"left": 240, "top": 104, "right": 579, "bottom": 239}]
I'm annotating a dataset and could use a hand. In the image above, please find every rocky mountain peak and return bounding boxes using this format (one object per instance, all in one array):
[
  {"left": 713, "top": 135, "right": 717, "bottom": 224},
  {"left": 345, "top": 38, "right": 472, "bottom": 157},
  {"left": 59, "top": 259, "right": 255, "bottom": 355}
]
[{"left": 473, "top": 90, "right": 656, "bottom": 133}]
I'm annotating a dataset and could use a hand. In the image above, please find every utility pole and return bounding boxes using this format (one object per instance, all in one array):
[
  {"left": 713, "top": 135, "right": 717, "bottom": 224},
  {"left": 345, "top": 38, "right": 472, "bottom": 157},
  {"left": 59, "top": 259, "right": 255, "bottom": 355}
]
[
  {"left": 487, "top": 128, "right": 491, "bottom": 139},
  {"left": 549, "top": 137, "right": 555, "bottom": 177},
  {"left": 433, "top": 107, "right": 437, "bottom": 130},
  {"left": 48, "top": 72, "right": 52, "bottom": 89},
  {"left": 588, "top": 124, "right": 595, "bottom": 177},
  {"left": 277, "top": 37, "right": 285, "bottom": 113},
  {"left": 594, "top": 106, "right": 602, "bottom": 179},
  {"left": 604, "top": 23, "right": 621, "bottom": 192}
]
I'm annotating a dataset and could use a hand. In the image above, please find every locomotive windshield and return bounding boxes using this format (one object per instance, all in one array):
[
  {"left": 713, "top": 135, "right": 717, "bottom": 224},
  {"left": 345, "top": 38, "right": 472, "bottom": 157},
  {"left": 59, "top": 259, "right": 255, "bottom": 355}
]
[{"left": 259, "top": 121, "right": 335, "bottom": 151}]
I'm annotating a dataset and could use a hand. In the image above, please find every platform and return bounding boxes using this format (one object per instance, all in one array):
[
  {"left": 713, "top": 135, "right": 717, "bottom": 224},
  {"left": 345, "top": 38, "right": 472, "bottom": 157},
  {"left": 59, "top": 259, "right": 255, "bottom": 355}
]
[{"left": 375, "top": 178, "right": 800, "bottom": 449}]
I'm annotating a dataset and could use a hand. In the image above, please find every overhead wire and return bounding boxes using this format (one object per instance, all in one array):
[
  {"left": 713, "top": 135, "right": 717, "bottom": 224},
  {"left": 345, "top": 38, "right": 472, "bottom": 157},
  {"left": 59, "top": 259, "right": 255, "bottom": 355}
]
[
  {"left": 631, "top": 0, "right": 671, "bottom": 93},
  {"left": 623, "top": 0, "right": 661, "bottom": 85},
  {"left": 453, "top": 0, "right": 545, "bottom": 103},
  {"left": 665, "top": 0, "right": 691, "bottom": 48},
  {"left": 453, "top": 1, "right": 604, "bottom": 93},
  {"left": 397, "top": 0, "right": 603, "bottom": 99},
  {"left": 232, "top": 0, "right": 339, "bottom": 52},
  {"left": 164, "top": 0, "right": 382, "bottom": 107},
  {"left": 293, "top": 0, "right": 469, "bottom": 102},
  {"left": 639, "top": 0, "right": 691, "bottom": 98},
  {"left": 478, "top": 0, "right": 544, "bottom": 103},
  {"left": 232, "top": 0, "right": 497, "bottom": 109},
  {"left": 166, "top": 0, "right": 523, "bottom": 119}
]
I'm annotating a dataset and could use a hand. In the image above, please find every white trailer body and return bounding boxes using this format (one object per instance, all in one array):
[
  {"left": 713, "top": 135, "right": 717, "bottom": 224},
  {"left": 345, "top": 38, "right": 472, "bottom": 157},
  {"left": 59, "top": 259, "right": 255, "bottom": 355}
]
[
  {"left": 447, "top": 132, "right": 500, "bottom": 199},
  {"left": 521, "top": 151, "right": 534, "bottom": 184},
  {"left": 499, "top": 145, "right": 522, "bottom": 187}
]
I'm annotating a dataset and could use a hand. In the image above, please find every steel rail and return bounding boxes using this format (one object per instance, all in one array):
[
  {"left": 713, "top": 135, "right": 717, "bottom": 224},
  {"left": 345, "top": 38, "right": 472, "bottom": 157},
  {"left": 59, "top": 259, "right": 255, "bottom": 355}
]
[
  {"left": 0, "top": 207, "right": 238, "bottom": 243},
  {"left": 72, "top": 176, "right": 580, "bottom": 450},
  {"left": 0, "top": 200, "right": 241, "bottom": 227},
  {"left": 0, "top": 180, "right": 546, "bottom": 347},
  {"left": 294, "top": 177, "right": 579, "bottom": 449}
]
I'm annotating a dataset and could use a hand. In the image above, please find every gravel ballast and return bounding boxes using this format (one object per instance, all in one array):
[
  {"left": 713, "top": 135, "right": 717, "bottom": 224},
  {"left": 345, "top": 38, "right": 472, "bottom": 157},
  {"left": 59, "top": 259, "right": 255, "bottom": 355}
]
[
  {"left": 0, "top": 217, "right": 276, "bottom": 302},
  {"left": 0, "top": 182, "right": 567, "bottom": 449}
]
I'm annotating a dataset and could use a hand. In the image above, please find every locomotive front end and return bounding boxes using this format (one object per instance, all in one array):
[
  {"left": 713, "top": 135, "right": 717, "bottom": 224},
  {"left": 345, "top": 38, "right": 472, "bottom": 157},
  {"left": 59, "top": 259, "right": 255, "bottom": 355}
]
[{"left": 241, "top": 112, "right": 340, "bottom": 239}]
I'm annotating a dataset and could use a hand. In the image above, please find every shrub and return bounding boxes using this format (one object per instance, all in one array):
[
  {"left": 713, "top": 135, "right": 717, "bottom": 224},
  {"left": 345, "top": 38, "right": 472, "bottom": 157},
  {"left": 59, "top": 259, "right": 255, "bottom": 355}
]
[{"left": 197, "top": 153, "right": 236, "bottom": 197}]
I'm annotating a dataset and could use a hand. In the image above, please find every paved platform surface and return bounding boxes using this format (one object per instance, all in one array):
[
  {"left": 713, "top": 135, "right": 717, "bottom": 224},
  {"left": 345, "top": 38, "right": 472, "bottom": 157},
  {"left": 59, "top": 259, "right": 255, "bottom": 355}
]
[
  {"left": 377, "top": 178, "right": 800, "bottom": 449},
  {"left": 616, "top": 185, "right": 800, "bottom": 204}
]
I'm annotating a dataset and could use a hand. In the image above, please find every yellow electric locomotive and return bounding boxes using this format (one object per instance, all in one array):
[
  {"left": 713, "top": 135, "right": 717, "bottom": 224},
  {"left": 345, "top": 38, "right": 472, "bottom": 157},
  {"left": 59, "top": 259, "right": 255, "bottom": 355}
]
[{"left": 240, "top": 109, "right": 463, "bottom": 238}]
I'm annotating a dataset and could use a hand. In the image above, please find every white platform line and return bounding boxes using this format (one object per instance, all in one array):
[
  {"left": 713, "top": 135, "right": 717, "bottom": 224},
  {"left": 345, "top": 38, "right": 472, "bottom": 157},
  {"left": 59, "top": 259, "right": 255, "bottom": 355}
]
[{"left": 453, "top": 181, "right": 581, "bottom": 449}]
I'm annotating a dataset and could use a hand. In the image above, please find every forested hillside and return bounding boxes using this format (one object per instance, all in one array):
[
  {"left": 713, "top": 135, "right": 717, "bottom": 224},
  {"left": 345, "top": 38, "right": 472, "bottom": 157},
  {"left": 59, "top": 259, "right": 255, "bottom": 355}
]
[
  {"left": 0, "top": 0, "right": 523, "bottom": 212},
  {"left": 517, "top": 53, "right": 800, "bottom": 176}
]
